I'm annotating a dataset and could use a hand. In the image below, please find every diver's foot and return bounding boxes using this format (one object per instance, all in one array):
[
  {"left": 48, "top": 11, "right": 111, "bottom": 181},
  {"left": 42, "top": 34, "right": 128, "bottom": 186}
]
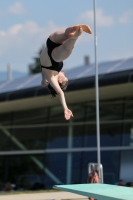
[
  {"left": 68, "top": 26, "right": 83, "bottom": 38},
  {"left": 72, "top": 25, "right": 80, "bottom": 32},
  {"left": 81, "top": 24, "right": 92, "bottom": 34},
  {"left": 65, "top": 25, "right": 79, "bottom": 38}
]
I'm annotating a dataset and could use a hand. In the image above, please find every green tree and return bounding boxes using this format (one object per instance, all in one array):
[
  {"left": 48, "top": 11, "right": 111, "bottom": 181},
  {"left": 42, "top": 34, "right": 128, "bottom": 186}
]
[{"left": 29, "top": 45, "right": 44, "bottom": 74}]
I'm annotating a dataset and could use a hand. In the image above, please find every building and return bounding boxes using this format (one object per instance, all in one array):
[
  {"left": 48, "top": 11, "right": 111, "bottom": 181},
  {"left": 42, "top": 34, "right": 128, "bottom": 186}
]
[{"left": 0, "top": 58, "right": 133, "bottom": 190}]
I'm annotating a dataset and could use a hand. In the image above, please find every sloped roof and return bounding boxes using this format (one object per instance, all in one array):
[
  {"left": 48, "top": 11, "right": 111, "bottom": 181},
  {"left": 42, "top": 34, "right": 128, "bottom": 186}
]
[{"left": 0, "top": 57, "right": 133, "bottom": 99}]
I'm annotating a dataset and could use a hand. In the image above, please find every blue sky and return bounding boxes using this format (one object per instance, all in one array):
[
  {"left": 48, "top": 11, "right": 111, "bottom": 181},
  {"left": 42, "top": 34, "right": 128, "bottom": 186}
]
[{"left": 0, "top": 0, "right": 133, "bottom": 73}]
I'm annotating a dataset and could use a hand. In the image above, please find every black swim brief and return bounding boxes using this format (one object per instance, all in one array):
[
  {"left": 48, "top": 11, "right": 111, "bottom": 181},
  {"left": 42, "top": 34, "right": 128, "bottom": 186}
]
[{"left": 41, "top": 38, "right": 63, "bottom": 72}]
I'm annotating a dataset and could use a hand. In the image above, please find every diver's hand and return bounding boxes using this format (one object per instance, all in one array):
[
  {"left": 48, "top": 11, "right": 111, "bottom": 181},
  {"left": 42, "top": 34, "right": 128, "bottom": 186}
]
[
  {"left": 41, "top": 80, "right": 48, "bottom": 87},
  {"left": 64, "top": 108, "right": 74, "bottom": 120}
]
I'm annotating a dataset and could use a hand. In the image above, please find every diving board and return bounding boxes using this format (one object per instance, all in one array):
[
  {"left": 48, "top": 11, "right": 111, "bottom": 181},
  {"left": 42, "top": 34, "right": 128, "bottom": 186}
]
[{"left": 53, "top": 183, "right": 133, "bottom": 200}]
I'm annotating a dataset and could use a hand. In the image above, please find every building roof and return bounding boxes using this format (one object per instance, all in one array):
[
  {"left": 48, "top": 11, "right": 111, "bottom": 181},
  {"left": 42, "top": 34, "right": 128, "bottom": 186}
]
[{"left": 0, "top": 57, "right": 133, "bottom": 102}]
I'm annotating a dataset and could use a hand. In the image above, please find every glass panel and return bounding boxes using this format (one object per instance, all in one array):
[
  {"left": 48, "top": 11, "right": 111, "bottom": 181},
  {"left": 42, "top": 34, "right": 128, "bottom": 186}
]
[
  {"left": 49, "top": 106, "right": 67, "bottom": 123},
  {"left": 84, "top": 124, "right": 97, "bottom": 147},
  {"left": 125, "top": 98, "right": 133, "bottom": 120},
  {"left": 122, "top": 123, "right": 133, "bottom": 146},
  {"left": 0, "top": 155, "right": 46, "bottom": 190},
  {"left": 73, "top": 125, "right": 85, "bottom": 148},
  {"left": 100, "top": 123, "right": 122, "bottom": 146},
  {"left": 73, "top": 123, "right": 122, "bottom": 147},
  {"left": 122, "top": 98, "right": 133, "bottom": 146},
  {"left": 101, "top": 151, "right": 120, "bottom": 184},
  {"left": 120, "top": 150, "right": 133, "bottom": 184},
  {"left": 72, "top": 105, "right": 85, "bottom": 122},
  {"left": 0, "top": 153, "right": 67, "bottom": 190},
  {"left": 73, "top": 125, "right": 97, "bottom": 147},
  {"left": 71, "top": 149, "right": 120, "bottom": 185},
  {"left": 45, "top": 153, "right": 67, "bottom": 185},
  {"left": 12, "top": 127, "right": 47, "bottom": 150},
  {"left": 86, "top": 103, "right": 96, "bottom": 121},
  {"left": 80, "top": 151, "right": 97, "bottom": 183},
  {"left": 100, "top": 100, "right": 124, "bottom": 121},
  {"left": 14, "top": 107, "right": 49, "bottom": 125},
  {"left": 71, "top": 152, "right": 97, "bottom": 184},
  {"left": 71, "top": 152, "right": 82, "bottom": 184},
  {"left": 7, "top": 127, "right": 68, "bottom": 151},
  {"left": 0, "top": 112, "right": 12, "bottom": 126},
  {"left": 46, "top": 126, "right": 68, "bottom": 148},
  {"left": 0, "top": 129, "right": 11, "bottom": 151}
]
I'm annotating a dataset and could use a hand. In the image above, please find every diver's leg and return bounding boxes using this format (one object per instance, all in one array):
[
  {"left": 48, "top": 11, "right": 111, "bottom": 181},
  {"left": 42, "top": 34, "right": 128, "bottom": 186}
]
[
  {"left": 49, "top": 25, "right": 80, "bottom": 44},
  {"left": 51, "top": 26, "right": 83, "bottom": 62},
  {"left": 49, "top": 24, "right": 92, "bottom": 44}
]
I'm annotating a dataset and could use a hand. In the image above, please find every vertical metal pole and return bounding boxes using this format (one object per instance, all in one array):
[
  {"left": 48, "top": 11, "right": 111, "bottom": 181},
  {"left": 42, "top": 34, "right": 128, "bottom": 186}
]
[{"left": 93, "top": 0, "right": 101, "bottom": 180}]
